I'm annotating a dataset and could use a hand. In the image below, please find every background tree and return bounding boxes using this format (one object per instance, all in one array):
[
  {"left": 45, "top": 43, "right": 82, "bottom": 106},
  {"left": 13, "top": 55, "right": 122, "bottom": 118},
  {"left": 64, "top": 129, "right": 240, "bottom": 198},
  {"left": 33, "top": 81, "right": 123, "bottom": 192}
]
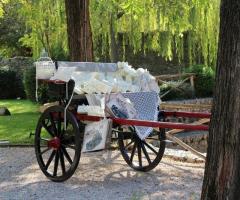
[
  {"left": 64, "top": 0, "right": 93, "bottom": 61},
  {"left": 19, "top": 0, "right": 68, "bottom": 60},
  {"left": 201, "top": 0, "right": 240, "bottom": 199},
  {"left": 0, "top": 0, "right": 221, "bottom": 69},
  {"left": 0, "top": 0, "right": 29, "bottom": 57},
  {"left": 0, "top": 0, "right": 8, "bottom": 17},
  {"left": 90, "top": 0, "right": 220, "bottom": 66}
]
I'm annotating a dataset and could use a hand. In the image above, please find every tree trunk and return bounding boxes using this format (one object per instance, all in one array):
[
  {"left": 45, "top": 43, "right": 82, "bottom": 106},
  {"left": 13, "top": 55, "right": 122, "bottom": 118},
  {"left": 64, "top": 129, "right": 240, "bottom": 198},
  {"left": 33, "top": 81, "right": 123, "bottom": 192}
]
[
  {"left": 109, "top": 13, "right": 119, "bottom": 62},
  {"left": 64, "top": 0, "right": 93, "bottom": 61},
  {"left": 201, "top": 1, "right": 240, "bottom": 199},
  {"left": 141, "top": 32, "right": 145, "bottom": 56}
]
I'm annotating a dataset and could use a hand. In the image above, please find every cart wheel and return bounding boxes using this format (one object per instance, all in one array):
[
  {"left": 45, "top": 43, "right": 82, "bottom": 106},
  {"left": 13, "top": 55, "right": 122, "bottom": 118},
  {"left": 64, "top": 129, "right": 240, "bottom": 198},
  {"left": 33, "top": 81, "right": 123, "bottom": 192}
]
[
  {"left": 35, "top": 105, "right": 84, "bottom": 182},
  {"left": 118, "top": 126, "right": 165, "bottom": 172}
]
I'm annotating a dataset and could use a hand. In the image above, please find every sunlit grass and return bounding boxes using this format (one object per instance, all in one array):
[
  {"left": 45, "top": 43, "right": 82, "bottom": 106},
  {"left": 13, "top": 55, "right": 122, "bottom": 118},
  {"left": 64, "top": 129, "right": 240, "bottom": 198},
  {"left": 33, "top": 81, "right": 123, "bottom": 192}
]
[{"left": 0, "top": 100, "right": 40, "bottom": 144}]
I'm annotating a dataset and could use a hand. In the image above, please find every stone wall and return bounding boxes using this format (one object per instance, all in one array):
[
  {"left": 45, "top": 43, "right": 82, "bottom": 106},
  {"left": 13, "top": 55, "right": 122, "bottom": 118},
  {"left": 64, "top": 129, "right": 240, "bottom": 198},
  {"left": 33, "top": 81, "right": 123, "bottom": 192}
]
[
  {"left": 164, "top": 98, "right": 213, "bottom": 106},
  {"left": 0, "top": 56, "right": 34, "bottom": 78}
]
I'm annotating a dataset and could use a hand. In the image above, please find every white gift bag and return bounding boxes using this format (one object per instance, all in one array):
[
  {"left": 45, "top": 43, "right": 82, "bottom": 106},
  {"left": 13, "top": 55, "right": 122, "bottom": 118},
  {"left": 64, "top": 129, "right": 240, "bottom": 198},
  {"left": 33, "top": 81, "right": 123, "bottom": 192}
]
[
  {"left": 105, "top": 93, "right": 138, "bottom": 119},
  {"left": 82, "top": 119, "right": 112, "bottom": 152}
]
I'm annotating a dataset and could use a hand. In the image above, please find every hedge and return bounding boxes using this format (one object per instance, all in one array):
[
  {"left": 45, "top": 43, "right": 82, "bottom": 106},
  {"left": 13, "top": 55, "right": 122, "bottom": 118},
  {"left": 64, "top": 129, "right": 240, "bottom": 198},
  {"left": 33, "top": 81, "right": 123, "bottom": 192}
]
[
  {"left": 185, "top": 65, "right": 215, "bottom": 97},
  {"left": 23, "top": 66, "right": 50, "bottom": 103},
  {"left": 23, "top": 66, "right": 67, "bottom": 104},
  {"left": 0, "top": 68, "right": 25, "bottom": 99}
]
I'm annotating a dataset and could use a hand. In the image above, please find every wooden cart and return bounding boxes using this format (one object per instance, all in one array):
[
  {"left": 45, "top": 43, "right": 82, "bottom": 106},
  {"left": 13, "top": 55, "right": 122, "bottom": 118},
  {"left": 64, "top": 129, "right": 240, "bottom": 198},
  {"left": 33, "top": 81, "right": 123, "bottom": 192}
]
[{"left": 34, "top": 62, "right": 210, "bottom": 182}]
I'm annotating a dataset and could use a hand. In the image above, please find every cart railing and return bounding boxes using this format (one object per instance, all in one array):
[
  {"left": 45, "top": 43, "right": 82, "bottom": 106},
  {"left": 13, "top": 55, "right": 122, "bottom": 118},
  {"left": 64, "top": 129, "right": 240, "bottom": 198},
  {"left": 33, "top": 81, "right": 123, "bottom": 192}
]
[
  {"left": 76, "top": 110, "right": 210, "bottom": 160},
  {"left": 76, "top": 110, "right": 210, "bottom": 130}
]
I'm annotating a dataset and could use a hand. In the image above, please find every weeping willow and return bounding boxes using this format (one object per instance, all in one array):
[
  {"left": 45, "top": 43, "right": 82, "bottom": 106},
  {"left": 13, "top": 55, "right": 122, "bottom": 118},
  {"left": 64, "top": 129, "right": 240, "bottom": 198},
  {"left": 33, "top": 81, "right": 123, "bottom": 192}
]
[
  {"left": 0, "top": 0, "right": 9, "bottom": 17},
  {"left": 17, "top": 0, "right": 220, "bottom": 66},
  {"left": 19, "top": 0, "right": 68, "bottom": 59},
  {"left": 90, "top": 0, "right": 220, "bottom": 66}
]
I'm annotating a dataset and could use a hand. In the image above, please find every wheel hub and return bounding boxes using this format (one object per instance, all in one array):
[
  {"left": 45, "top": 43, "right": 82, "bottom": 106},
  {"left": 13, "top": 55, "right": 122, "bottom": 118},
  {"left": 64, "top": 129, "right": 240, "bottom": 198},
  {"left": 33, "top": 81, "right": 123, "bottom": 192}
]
[{"left": 48, "top": 137, "right": 61, "bottom": 150}]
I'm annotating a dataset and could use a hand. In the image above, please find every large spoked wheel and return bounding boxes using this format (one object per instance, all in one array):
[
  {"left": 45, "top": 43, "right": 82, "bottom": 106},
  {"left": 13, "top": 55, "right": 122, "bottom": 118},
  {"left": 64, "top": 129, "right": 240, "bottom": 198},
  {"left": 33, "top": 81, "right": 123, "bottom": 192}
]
[
  {"left": 118, "top": 126, "right": 166, "bottom": 172},
  {"left": 35, "top": 105, "right": 84, "bottom": 182}
]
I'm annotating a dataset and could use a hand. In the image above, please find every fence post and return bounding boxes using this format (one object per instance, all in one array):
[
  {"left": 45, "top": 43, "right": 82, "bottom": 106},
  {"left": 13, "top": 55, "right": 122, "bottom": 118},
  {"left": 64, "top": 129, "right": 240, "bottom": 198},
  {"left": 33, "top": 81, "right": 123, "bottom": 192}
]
[{"left": 190, "top": 75, "right": 195, "bottom": 96}]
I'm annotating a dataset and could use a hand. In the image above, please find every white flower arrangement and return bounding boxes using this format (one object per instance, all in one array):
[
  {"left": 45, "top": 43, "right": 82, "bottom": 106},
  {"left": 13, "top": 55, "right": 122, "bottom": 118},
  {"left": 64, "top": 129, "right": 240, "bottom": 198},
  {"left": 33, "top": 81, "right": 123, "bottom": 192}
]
[{"left": 49, "top": 61, "right": 159, "bottom": 94}]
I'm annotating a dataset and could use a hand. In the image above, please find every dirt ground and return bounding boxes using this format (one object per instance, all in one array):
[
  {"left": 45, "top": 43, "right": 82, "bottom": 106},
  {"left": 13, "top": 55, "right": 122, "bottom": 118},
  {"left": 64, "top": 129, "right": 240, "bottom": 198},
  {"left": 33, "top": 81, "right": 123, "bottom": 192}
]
[{"left": 0, "top": 148, "right": 205, "bottom": 200}]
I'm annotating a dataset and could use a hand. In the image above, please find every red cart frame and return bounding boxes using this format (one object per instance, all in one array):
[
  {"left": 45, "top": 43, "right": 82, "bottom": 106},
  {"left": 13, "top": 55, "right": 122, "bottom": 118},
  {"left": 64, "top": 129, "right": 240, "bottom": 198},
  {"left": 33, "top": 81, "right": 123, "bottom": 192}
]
[{"left": 34, "top": 79, "right": 210, "bottom": 182}]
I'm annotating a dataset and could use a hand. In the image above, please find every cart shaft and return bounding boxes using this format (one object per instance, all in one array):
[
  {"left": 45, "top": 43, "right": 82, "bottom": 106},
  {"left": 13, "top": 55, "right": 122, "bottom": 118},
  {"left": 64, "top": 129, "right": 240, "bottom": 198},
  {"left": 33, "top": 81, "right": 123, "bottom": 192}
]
[{"left": 76, "top": 114, "right": 209, "bottom": 131}]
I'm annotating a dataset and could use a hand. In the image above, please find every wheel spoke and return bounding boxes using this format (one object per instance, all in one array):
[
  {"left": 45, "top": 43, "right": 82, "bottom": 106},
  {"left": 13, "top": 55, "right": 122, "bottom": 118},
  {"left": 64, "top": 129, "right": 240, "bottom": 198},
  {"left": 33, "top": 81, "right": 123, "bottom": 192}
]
[
  {"left": 141, "top": 143, "right": 151, "bottom": 164},
  {"left": 61, "top": 147, "right": 73, "bottom": 164},
  {"left": 125, "top": 140, "right": 134, "bottom": 149},
  {"left": 40, "top": 147, "right": 51, "bottom": 155},
  {"left": 42, "top": 121, "right": 55, "bottom": 137},
  {"left": 130, "top": 141, "right": 137, "bottom": 162},
  {"left": 59, "top": 149, "right": 66, "bottom": 174},
  {"left": 35, "top": 106, "right": 83, "bottom": 181},
  {"left": 45, "top": 150, "right": 56, "bottom": 170},
  {"left": 142, "top": 140, "right": 158, "bottom": 155},
  {"left": 62, "top": 144, "right": 76, "bottom": 150},
  {"left": 122, "top": 132, "right": 133, "bottom": 140},
  {"left": 146, "top": 137, "right": 160, "bottom": 141},
  {"left": 137, "top": 142, "right": 142, "bottom": 167},
  {"left": 118, "top": 126, "right": 165, "bottom": 172},
  {"left": 40, "top": 137, "right": 50, "bottom": 142},
  {"left": 49, "top": 113, "right": 58, "bottom": 135},
  {"left": 53, "top": 151, "right": 59, "bottom": 176}
]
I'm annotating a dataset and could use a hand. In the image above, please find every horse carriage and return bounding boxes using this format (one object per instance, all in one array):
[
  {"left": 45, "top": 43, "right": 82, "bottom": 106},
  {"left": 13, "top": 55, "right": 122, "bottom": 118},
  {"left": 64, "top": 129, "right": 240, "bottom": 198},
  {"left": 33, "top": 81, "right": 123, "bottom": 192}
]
[{"left": 34, "top": 58, "right": 210, "bottom": 182}]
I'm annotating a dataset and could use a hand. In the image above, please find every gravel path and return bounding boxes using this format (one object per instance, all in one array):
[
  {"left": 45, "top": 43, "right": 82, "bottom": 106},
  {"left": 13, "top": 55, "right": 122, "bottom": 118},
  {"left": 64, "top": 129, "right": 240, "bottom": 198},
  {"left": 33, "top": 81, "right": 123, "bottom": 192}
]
[{"left": 0, "top": 148, "right": 204, "bottom": 200}]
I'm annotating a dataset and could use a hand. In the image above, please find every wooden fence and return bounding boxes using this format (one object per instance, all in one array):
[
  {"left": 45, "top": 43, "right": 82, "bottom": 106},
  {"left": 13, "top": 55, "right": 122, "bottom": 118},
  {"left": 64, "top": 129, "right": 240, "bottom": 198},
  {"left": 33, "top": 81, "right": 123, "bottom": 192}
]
[{"left": 155, "top": 73, "right": 196, "bottom": 98}]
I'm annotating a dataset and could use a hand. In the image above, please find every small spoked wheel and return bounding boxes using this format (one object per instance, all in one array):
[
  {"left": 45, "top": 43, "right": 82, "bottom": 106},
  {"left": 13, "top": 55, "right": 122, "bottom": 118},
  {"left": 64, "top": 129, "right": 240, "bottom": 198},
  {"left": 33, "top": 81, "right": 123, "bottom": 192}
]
[
  {"left": 118, "top": 126, "right": 165, "bottom": 172},
  {"left": 35, "top": 105, "right": 84, "bottom": 182}
]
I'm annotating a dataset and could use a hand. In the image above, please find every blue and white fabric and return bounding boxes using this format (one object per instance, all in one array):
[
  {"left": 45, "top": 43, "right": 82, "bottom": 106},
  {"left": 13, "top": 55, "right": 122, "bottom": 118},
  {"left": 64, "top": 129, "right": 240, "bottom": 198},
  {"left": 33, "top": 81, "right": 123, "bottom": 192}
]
[{"left": 106, "top": 91, "right": 160, "bottom": 140}]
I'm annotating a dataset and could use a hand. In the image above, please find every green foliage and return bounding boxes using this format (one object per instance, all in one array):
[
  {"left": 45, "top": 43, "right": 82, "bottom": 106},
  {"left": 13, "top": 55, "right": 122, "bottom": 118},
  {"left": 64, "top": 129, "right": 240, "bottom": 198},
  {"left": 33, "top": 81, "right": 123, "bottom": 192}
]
[
  {"left": 0, "top": 0, "right": 8, "bottom": 17},
  {"left": 160, "top": 82, "right": 195, "bottom": 101},
  {"left": 91, "top": 0, "right": 220, "bottom": 66},
  {"left": 37, "top": 83, "right": 49, "bottom": 104},
  {"left": 159, "top": 64, "right": 215, "bottom": 100},
  {"left": 19, "top": 0, "right": 68, "bottom": 59},
  {"left": 1, "top": 0, "right": 220, "bottom": 67},
  {"left": 23, "top": 66, "right": 63, "bottom": 103},
  {"left": 185, "top": 65, "right": 215, "bottom": 97},
  {"left": 0, "top": 68, "right": 25, "bottom": 99},
  {"left": 0, "top": 0, "right": 29, "bottom": 57},
  {"left": 23, "top": 66, "right": 36, "bottom": 101},
  {"left": 23, "top": 66, "right": 49, "bottom": 103}
]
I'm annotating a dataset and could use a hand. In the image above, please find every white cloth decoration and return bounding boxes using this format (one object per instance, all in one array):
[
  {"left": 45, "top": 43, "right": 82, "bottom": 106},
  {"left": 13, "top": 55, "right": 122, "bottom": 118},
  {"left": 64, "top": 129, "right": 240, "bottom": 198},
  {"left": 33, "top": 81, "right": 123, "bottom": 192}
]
[
  {"left": 49, "top": 61, "right": 159, "bottom": 95},
  {"left": 50, "top": 67, "right": 77, "bottom": 82}
]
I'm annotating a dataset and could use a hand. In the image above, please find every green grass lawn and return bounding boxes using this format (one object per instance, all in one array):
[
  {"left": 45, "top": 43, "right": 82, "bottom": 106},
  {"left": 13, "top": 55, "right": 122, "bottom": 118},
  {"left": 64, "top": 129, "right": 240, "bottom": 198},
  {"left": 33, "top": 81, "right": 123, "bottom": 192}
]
[{"left": 0, "top": 100, "right": 40, "bottom": 144}]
